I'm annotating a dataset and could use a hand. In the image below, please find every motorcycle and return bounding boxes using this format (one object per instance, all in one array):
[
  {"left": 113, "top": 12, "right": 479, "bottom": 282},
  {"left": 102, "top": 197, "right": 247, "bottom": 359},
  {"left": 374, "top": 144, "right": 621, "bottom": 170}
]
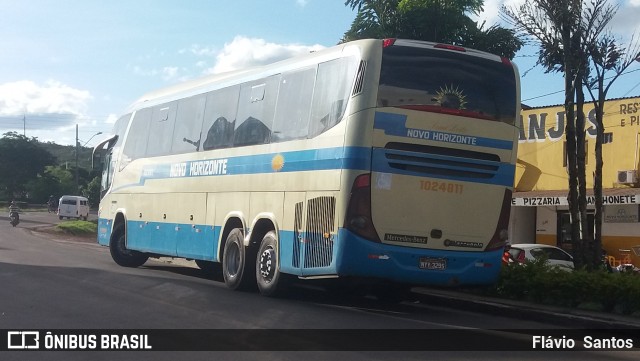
[{"left": 9, "top": 209, "right": 20, "bottom": 227}]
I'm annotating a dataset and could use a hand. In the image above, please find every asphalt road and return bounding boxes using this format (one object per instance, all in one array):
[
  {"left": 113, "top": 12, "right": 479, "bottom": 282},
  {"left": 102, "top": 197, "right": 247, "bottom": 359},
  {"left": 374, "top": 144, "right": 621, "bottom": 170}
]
[{"left": 1, "top": 212, "right": 638, "bottom": 360}]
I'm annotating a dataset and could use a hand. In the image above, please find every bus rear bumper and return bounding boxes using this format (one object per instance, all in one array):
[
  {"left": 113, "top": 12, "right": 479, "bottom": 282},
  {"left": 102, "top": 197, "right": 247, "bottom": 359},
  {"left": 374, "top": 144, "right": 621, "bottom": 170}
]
[{"left": 335, "top": 229, "right": 503, "bottom": 287}]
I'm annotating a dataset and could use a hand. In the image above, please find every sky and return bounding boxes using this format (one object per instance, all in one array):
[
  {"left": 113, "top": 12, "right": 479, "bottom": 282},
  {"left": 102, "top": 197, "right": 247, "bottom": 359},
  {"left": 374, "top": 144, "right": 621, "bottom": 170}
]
[{"left": 1, "top": 0, "right": 639, "bottom": 147}]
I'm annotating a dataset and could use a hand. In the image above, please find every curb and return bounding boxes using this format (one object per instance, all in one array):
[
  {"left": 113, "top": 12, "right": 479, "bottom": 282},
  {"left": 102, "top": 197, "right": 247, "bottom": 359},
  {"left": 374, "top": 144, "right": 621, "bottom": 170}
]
[{"left": 412, "top": 287, "right": 640, "bottom": 329}]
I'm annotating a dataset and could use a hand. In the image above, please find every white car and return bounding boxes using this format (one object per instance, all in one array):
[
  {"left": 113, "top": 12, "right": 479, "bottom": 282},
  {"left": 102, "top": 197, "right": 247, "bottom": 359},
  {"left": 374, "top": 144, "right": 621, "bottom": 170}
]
[{"left": 508, "top": 243, "right": 575, "bottom": 270}]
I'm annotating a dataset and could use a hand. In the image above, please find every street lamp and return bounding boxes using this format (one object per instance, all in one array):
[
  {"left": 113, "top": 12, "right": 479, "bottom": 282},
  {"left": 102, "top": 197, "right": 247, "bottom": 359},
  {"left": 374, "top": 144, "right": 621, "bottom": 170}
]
[
  {"left": 75, "top": 125, "right": 103, "bottom": 193},
  {"left": 80, "top": 132, "right": 103, "bottom": 147}
]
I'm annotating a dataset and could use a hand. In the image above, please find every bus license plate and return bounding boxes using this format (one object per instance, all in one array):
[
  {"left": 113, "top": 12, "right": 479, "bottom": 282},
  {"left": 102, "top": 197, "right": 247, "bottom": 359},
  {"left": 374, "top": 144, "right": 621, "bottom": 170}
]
[{"left": 419, "top": 257, "right": 447, "bottom": 270}]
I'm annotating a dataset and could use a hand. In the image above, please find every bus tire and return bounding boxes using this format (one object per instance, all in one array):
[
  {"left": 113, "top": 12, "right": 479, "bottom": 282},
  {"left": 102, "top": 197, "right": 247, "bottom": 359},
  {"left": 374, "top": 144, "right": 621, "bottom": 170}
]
[
  {"left": 222, "top": 228, "right": 255, "bottom": 290},
  {"left": 256, "top": 231, "right": 287, "bottom": 297},
  {"left": 110, "top": 224, "right": 148, "bottom": 268}
]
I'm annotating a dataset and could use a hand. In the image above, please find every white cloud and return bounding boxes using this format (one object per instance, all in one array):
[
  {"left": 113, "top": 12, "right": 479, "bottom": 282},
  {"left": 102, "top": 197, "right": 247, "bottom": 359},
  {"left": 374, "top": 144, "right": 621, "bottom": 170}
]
[
  {"left": 0, "top": 80, "right": 110, "bottom": 145},
  {"left": 477, "top": 1, "right": 639, "bottom": 44},
  {"left": 296, "top": 0, "right": 309, "bottom": 7},
  {"left": 179, "top": 44, "right": 218, "bottom": 57},
  {"left": 208, "top": 36, "right": 325, "bottom": 74},
  {"left": 161, "top": 66, "right": 180, "bottom": 81},
  {"left": 475, "top": 0, "right": 525, "bottom": 25},
  {"left": 0, "top": 80, "right": 91, "bottom": 116}
]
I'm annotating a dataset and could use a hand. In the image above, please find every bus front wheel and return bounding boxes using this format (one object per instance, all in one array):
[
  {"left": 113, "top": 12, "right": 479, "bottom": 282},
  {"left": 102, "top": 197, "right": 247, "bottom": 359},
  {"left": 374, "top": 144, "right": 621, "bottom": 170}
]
[
  {"left": 222, "top": 229, "right": 255, "bottom": 290},
  {"left": 109, "top": 224, "right": 148, "bottom": 268},
  {"left": 256, "top": 231, "right": 288, "bottom": 297}
]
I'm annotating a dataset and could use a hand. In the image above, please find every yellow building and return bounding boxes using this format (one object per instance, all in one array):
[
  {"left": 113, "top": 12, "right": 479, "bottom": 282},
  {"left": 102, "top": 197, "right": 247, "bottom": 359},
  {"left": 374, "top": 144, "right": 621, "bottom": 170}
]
[{"left": 510, "top": 96, "right": 640, "bottom": 267}]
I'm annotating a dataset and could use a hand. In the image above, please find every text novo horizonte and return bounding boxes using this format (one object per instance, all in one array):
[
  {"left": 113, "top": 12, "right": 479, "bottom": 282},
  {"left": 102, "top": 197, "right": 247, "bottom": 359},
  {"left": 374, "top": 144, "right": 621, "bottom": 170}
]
[{"left": 169, "top": 159, "right": 228, "bottom": 178}]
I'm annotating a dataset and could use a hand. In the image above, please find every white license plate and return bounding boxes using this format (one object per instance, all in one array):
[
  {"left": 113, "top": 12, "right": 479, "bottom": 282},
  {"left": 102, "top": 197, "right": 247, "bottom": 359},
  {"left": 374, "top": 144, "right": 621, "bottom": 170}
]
[{"left": 419, "top": 257, "right": 447, "bottom": 270}]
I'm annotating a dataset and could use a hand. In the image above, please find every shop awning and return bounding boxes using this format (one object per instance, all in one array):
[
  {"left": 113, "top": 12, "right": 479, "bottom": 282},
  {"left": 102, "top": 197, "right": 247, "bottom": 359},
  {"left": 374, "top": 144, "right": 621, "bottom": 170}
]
[{"left": 512, "top": 188, "right": 640, "bottom": 206}]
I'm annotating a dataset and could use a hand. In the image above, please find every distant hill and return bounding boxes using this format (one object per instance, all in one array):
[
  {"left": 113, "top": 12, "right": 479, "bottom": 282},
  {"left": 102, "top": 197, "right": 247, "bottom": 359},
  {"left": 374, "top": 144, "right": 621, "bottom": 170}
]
[{"left": 39, "top": 142, "right": 95, "bottom": 170}]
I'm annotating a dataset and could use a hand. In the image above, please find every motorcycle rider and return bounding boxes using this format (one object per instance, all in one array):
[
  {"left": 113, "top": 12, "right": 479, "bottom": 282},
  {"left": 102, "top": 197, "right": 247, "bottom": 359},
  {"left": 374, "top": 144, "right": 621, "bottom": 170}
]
[
  {"left": 47, "top": 195, "right": 56, "bottom": 213},
  {"left": 8, "top": 200, "right": 20, "bottom": 224}
]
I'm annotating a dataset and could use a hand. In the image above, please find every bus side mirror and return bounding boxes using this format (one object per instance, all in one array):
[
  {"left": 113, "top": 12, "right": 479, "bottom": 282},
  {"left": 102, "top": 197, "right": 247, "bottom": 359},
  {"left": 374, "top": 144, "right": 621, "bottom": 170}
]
[{"left": 92, "top": 151, "right": 103, "bottom": 170}]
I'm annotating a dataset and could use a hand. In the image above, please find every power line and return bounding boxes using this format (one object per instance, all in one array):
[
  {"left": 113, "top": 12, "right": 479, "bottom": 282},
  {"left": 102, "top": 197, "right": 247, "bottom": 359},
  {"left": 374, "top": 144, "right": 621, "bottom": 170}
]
[{"left": 522, "top": 68, "right": 640, "bottom": 103}]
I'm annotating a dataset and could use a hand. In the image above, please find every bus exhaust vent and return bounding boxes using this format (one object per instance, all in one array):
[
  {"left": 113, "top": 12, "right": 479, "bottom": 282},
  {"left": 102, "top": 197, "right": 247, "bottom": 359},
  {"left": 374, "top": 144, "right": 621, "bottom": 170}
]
[
  {"left": 384, "top": 142, "right": 500, "bottom": 179},
  {"left": 304, "top": 196, "right": 336, "bottom": 268},
  {"left": 292, "top": 201, "right": 303, "bottom": 268},
  {"left": 352, "top": 60, "right": 367, "bottom": 96}
]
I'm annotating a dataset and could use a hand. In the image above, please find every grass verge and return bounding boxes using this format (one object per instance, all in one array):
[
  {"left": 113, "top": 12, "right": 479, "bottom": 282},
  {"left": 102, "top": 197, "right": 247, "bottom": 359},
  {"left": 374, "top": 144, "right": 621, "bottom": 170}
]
[{"left": 55, "top": 219, "right": 98, "bottom": 236}]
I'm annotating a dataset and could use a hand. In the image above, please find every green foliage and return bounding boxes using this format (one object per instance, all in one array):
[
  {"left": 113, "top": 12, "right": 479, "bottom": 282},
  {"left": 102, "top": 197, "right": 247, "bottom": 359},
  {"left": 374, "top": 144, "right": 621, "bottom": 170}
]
[
  {"left": 342, "top": 0, "right": 523, "bottom": 58},
  {"left": 0, "top": 132, "right": 57, "bottom": 200},
  {"left": 0, "top": 133, "right": 100, "bottom": 203},
  {"left": 56, "top": 219, "right": 98, "bottom": 236},
  {"left": 493, "top": 261, "right": 640, "bottom": 315},
  {"left": 83, "top": 176, "right": 102, "bottom": 208}
]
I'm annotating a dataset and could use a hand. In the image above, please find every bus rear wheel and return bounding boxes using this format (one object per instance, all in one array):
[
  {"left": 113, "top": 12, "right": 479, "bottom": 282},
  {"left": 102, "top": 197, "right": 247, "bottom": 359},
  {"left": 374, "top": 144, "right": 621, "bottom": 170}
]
[
  {"left": 256, "top": 231, "right": 288, "bottom": 297},
  {"left": 109, "top": 224, "right": 148, "bottom": 268},
  {"left": 222, "top": 228, "right": 255, "bottom": 290}
]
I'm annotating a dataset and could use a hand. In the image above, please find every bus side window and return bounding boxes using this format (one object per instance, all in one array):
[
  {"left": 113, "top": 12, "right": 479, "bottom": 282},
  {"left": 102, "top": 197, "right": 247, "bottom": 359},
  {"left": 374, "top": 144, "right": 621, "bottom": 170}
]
[
  {"left": 172, "top": 94, "right": 206, "bottom": 153},
  {"left": 234, "top": 75, "right": 279, "bottom": 147},
  {"left": 201, "top": 85, "right": 240, "bottom": 151},
  {"left": 272, "top": 67, "right": 315, "bottom": 142},
  {"left": 308, "top": 57, "right": 357, "bottom": 138},
  {"left": 146, "top": 101, "right": 177, "bottom": 157},
  {"left": 203, "top": 117, "right": 235, "bottom": 150},
  {"left": 121, "top": 108, "right": 152, "bottom": 169}
]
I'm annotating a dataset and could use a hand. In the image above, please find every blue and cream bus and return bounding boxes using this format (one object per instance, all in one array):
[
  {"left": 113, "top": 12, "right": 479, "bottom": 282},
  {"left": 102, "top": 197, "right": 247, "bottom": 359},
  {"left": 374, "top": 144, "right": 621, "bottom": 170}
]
[{"left": 94, "top": 38, "right": 520, "bottom": 297}]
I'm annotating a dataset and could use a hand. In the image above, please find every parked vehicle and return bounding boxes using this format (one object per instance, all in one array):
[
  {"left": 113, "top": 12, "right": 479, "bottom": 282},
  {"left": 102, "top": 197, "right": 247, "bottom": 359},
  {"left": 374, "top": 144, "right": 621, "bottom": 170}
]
[
  {"left": 507, "top": 243, "right": 575, "bottom": 270},
  {"left": 58, "top": 195, "right": 90, "bottom": 220}
]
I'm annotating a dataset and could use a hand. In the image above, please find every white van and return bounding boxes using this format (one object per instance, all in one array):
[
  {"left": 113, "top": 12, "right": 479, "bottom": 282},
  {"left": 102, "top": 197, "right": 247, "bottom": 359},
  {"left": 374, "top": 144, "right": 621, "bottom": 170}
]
[{"left": 58, "top": 195, "right": 90, "bottom": 220}]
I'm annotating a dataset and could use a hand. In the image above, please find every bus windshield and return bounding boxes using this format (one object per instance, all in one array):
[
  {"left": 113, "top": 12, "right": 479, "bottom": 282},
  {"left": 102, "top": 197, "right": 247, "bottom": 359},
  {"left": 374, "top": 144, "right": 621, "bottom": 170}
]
[{"left": 378, "top": 44, "right": 517, "bottom": 124}]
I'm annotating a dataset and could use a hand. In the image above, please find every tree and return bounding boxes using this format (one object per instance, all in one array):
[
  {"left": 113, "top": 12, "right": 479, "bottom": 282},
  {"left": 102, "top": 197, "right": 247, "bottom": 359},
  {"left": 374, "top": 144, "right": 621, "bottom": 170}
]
[
  {"left": 342, "top": 0, "right": 523, "bottom": 59},
  {"left": 83, "top": 176, "right": 102, "bottom": 209},
  {"left": 503, "top": 0, "right": 639, "bottom": 270},
  {"left": 584, "top": 26, "right": 640, "bottom": 266},
  {"left": 0, "top": 132, "right": 56, "bottom": 200}
]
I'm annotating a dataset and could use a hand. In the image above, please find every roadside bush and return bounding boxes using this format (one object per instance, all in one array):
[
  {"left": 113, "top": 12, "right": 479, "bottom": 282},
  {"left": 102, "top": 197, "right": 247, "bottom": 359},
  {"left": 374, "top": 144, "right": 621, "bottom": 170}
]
[
  {"left": 493, "top": 261, "right": 640, "bottom": 315},
  {"left": 56, "top": 220, "right": 97, "bottom": 236}
]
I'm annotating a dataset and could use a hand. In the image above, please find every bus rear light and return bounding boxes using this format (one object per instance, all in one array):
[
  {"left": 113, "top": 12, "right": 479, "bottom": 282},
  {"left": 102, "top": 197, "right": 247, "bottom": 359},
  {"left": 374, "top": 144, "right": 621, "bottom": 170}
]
[
  {"left": 434, "top": 44, "right": 466, "bottom": 52},
  {"left": 344, "top": 174, "right": 381, "bottom": 243},
  {"left": 382, "top": 38, "right": 396, "bottom": 48},
  {"left": 485, "top": 189, "right": 512, "bottom": 251}
]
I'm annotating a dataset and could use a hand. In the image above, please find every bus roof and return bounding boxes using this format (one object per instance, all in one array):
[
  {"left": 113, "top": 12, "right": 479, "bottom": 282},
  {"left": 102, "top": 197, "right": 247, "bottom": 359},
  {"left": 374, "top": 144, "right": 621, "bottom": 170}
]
[{"left": 125, "top": 39, "right": 376, "bottom": 112}]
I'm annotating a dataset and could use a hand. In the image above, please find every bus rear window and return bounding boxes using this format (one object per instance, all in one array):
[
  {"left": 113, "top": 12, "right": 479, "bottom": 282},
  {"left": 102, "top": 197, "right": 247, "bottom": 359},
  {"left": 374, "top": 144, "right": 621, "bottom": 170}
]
[{"left": 378, "top": 45, "right": 517, "bottom": 125}]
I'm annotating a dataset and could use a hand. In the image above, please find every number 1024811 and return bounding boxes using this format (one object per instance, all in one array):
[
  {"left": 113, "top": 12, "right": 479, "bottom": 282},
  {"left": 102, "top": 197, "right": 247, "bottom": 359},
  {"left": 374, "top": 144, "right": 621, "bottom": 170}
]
[{"left": 419, "top": 180, "right": 463, "bottom": 194}]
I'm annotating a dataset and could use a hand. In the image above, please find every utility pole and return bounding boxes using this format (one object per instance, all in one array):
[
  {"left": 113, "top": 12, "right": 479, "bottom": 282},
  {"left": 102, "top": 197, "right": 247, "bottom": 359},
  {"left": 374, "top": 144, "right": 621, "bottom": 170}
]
[{"left": 75, "top": 124, "right": 79, "bottom": 193}]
